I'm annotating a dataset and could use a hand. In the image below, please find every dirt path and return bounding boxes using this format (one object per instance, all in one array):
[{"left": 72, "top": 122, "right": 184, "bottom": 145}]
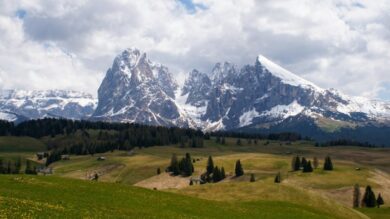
[{"left": 134, "top": 173, "right": 191, "bottom": 190}]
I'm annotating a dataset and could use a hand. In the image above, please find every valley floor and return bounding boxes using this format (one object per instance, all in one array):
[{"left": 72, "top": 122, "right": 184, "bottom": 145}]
[{"left": 1, "top": 138, "right": 390, "bottom": 218}]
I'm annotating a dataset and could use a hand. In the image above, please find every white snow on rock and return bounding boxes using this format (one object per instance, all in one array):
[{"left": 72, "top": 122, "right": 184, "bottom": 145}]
[
  {"left": 258, "top": 55, "right": 323, "bottom": 92},
  {"left": 260, "top": 100, "right": 305, "bottom": 119},
  {"left": 239, "top": 108, "right": 260, "bottom": 127},
  {"left": 0, "top": 111, "right": 18, "bottom": 122}
]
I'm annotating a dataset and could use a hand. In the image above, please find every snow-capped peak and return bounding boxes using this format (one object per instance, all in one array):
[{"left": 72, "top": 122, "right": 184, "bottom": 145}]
[{"left": 257, "top": 55, "right": 323, "bottom": 92}]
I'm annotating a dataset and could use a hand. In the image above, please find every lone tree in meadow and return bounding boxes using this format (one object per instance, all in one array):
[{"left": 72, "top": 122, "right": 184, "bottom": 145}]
[
  {"left": 291, "top": 156, "right": 301, "bottom": 171},
  {"left": 376, "top": 193, "right": 384, "bottom": 208},
  {"left": 206, "top": 156, "right": 214, "bottom": 175},
  {"left": 235, "top": 160, "right": 244, "bottom": 177},
  {"left": 353, "top": 184, "right": 361, "bottom": 208},
  {"left": 323, "top": 156, "right": 333, "bottom": 171},
  {"left": 250, "top": 173, "right": 256, "bottom": 182},
  {"left": 302, "top": 161, "right": 313, "bottom": 173},
  {"left": 274, "top": 172, "right": 281, "bottom": 183},
  {"left": 313, "top": 157, "right": 319, "bottom": 169},
  {"left": 157, "top": 167, "right": 161, "bottom": 175},
  {"left": 361, "top": 186, "right": 376, "bottom": 208},
  {"left": 236, "top": 138, "right": 242, "bottom": 146}
]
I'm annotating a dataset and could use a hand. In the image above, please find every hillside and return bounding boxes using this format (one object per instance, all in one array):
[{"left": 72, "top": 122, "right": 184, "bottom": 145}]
[{"left": 0, "top": 175, "right": 354, "bottom": 219}]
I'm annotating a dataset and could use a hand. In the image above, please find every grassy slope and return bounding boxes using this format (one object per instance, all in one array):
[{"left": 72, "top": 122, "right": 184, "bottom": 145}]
[
  {"left": 0, "top": 175, "right": 340, "bottom": 219},
  {"left": 0, "top": 136, "right": 46, "bottom": 152}
]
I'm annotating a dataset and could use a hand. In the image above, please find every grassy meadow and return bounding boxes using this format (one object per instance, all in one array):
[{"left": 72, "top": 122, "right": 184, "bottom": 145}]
[{"left": 0, "top": 134, "right": 389, "bottom": 218}]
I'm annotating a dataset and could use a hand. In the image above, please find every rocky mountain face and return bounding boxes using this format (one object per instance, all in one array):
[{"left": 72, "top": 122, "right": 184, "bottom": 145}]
[
  {"left": 180, "top": 55, "right": 390, "bottom": 133},
  {"left": 93, "top": 48, "right": 390, "bottom": 141},
  {"left": 0, "top": 90, "right": 97, "bottom": 122},
  {"left": 91, "top": 48, "right": 191, "bottom": 127}
]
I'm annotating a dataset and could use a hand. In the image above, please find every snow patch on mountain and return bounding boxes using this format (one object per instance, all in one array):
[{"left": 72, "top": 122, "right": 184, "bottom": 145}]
[
  {"left": 239, "top": 108, "right": 260, "bottom": 127},
  {"left": 260, "top": 101, "right": 305, "bottom": 119},
  {"left": 258, "top": 55, "right": 323, "bottom": 92}
]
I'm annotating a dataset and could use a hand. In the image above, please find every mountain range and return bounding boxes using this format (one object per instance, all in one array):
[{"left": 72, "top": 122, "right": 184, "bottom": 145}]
[{"left": 2, "top": 48, "right": 390, "bottom": 145}]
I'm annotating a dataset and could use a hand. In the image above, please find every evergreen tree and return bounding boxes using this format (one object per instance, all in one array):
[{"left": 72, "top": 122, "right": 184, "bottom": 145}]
[
  {"left": 303, "top": 161, "right": 313, "bottom": 173},
  {"left": 323, "top": 156, "right": 334, "bottom": 171},
  {"left": 301, "top": 157, "right": 307, "bottom": 169},
  {"left": 274, "top": 172, "right": 281, "bottom": 183},
  {"left": 376, "top": 193, "right": 384, "bottom": 208},
  {"left": 353, "top": 184, "right": 361, "bottom": 208},
  {"left": 250, "top": 173, "right": 255, "bottom": 182},
  {"left": 292, "top": 156, "right": 301, "bottom": 171},
  {"left": 157, "top": 167, "right": 161, "bottom": 175},
  {"left": 254, "top": 139, "right": 258, "bottom": 145},
  {"left": 235, "top": 160, "right": 244, "bottom": 177},
  {"left": 236, "top": 138, "right": 241, "bottom": 146},
  {"left": 221, "top": 137, "right": 226, "bottom": 145},
  {"left": 313, "top": 157, "right": 319, "bottom": 169},
  {"left": 362, "top": 186, "right": 376, "bottom": 208},
  {"left": 0, "top": 158, "right": 4, "bottom": 174},
  {"left": 189, "top": 180, "right": 194, "bottom": 186},
  {"left": 212, "top": 166, "right": 222, "bottom": 182},
  {"left": 169, "top": 154, "right": 180, "bottom": 175},
  {"left": 221, "top": 167, "right": 226, "bottom": 179},
  {"left": 25, "top": 160, "right": 37, "bottom": 175},
  {"left": 206, "top": 156, "right": 214, "bottom": 175},
  {"left": 7, "top": 161, "right": 11, "bottom": 174}
]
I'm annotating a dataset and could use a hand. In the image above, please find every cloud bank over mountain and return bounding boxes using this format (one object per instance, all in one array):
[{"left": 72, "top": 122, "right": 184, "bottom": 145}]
[{"left": 0, "top": 0, "right": 389, "bottom": 100}]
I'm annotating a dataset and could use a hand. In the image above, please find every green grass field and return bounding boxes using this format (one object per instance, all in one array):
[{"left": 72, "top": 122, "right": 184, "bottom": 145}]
[
  {"left": 0, "top": 175, "right": 352, "bottom": 219},
  {"left": 1, "top": 135, "right": 389, "bottom": 218}
]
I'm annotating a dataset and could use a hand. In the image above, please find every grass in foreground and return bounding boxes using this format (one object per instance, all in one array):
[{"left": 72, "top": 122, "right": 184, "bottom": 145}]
[{"left": 0, "top": 175, "right": 361, "bottom": 219}]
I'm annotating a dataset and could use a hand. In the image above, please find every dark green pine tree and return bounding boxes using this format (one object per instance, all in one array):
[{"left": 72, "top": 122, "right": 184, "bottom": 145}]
[
  {"left": 292, "top": 156, "right": 301, "bottom": 171},
  {"left": 303, "top": 161, "right": 313, "bottom": 173},
  {"left": 212, "top": 166, "right": 221, "bottom": 182},
  {"left": 182, "top": 153, "right": 194, "bottom": 176},
  {"left": 157, "top": 167, "right": 161, "bottom": 175},
  {"left": 362, "top": 186, "right": 376, "bottom": 208},
  {"left": 206, "top": 156, "right": 214, "bottom": 175},
  {"left": 236, "top": 138, "right": 242, "bottom": 146},
  {"left": 221, "top": 167, "right": 226, "bottom": 179},
  {"left": 301, "top": 157, "right": 307, "bottom": 169},
  {"left": 25, "top": 160, "right": 37, "bottom": 175},
  {"left": 274, "top": 172, "right": 281, "bottom": 183},
  {"left": 250, "top": 173, "right": 255, "bottom": 182},
  {"left": 376, "top": 193, "right": 384, "bottom": 208},
  {"left": 169, "top": 154, "right": 180, "bottom": 175},
  {"left": 323, "top": 156, "right": 334, "bottom": 171},
  {"left": 0, "top": 158, "right": 4, "bottom": 174},
  {"left": 7, "top": 161, "right": 11, "bottom": 174},
  {"left": 235, "top": 160, "right": 244, "bottom": 177}
]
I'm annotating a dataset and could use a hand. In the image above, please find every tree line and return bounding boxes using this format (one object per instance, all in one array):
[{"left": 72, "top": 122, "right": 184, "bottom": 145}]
[{"left": 0, "top": 157, "right": 38, "bottom": 175}]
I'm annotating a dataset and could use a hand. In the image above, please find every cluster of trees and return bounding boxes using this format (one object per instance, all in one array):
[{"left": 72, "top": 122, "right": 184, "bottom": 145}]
[
  {"left": 353, "top": 184, "right": 385, "bottom": 208},
  {"left": 0, "top": 157, "right": 38, "bottom": 175},
  {"left": 180, "top": 137, "right": 204, "bottom": 148},
  {"left": 168, "top": 153, "right": 194, "bottom": 176},
  {"left": 200, "top": 156, "right": 226, "bottom": 183},
  {"left": 211, "top": 132, "right": 303, "bottom": 142},
  {"left": 18, "top": 119, "right": 204, "bottom": 166},
  {"left": 291, "top": 155, "right": 331, "bottom": 172},
  {"left": 316, "top": 139, "right": 380, "bottom": 148}
]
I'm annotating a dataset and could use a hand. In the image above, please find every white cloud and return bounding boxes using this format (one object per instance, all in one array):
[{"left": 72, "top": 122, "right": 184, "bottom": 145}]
[{"left": 0, "top": 0, "right": 389, "bottom": 100}]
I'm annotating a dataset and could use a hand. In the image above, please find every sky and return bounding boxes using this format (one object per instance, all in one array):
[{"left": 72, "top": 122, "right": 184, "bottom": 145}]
[{"left": 0, "top": 0, "right": 389, "bottom": 100}]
